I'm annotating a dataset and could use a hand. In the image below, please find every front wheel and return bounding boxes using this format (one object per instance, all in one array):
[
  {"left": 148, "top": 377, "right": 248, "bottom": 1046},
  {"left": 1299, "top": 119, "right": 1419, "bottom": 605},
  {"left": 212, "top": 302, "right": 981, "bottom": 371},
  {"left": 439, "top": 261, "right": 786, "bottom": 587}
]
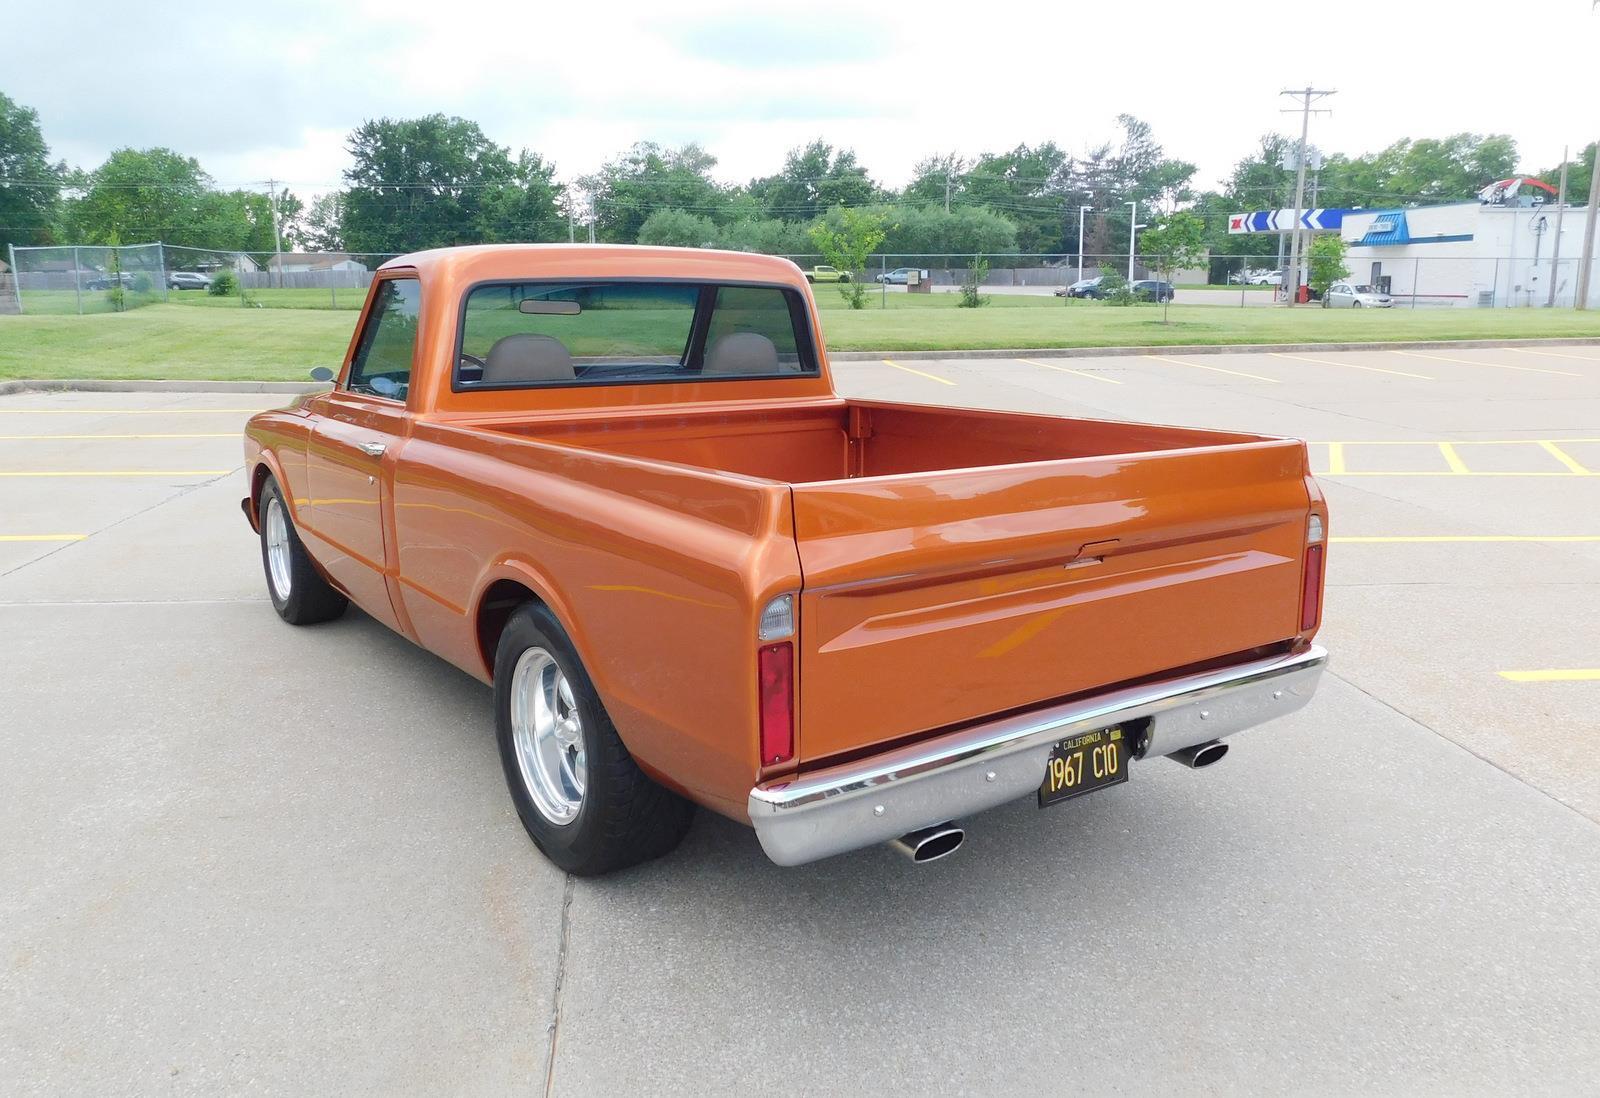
[
  {"left": 839, "top": 273, "right": 851, "bottom": 283},
  {"left": 1351, "top": 300, "right": 1363, "bottom": 308},
  {"left": 258, "top": 477, "right": 347, "bottom": 625},
  {"left": 494, "top": 603, "right": 693, "bottom": 876}
]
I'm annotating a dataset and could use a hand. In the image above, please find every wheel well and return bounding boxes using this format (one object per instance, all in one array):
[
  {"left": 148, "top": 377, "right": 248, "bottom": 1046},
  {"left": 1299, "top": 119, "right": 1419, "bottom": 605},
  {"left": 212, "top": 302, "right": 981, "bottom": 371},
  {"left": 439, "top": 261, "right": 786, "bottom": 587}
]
[
  {"left": 248, "top": 463, "right": 274, "bottom": 522},
  {"left": 476, "top": 579, "right": 542, "bottom": 680}
]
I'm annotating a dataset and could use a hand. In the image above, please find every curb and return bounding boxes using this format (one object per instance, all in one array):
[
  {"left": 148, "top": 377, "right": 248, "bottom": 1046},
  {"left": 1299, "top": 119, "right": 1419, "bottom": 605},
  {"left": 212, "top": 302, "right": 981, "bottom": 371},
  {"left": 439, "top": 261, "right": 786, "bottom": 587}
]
[
  {"left": 0, "top": 379, "right": 329, "bottom": 396},
  {"left": 826, "top": 336, "right": 1600, "bottom": 362}
]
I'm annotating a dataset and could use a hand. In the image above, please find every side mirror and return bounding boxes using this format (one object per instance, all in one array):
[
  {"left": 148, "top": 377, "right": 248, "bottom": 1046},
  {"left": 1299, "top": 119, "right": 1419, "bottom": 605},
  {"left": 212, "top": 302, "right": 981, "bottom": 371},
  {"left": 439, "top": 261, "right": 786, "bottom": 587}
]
[{"left": 309, "top": 366, "right": 335, "bottom": 383}]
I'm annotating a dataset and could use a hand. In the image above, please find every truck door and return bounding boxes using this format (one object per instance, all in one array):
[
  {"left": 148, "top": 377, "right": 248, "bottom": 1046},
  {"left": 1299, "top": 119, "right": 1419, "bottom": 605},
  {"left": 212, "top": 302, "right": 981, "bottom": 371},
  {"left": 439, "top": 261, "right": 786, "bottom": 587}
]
[{"left": 303, "top": 275, "right": 419, "bottom": 631}]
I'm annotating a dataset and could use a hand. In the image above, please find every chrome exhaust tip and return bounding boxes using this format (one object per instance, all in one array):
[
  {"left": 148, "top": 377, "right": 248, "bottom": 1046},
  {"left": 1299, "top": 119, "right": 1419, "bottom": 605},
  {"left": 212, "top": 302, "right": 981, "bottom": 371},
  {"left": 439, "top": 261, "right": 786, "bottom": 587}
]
[
  {"left": 1168, "top": 740, "right": 1229, "bottom": 769},
  {"left": 888, "top": 823, "right": 965, "bottom": 864}
]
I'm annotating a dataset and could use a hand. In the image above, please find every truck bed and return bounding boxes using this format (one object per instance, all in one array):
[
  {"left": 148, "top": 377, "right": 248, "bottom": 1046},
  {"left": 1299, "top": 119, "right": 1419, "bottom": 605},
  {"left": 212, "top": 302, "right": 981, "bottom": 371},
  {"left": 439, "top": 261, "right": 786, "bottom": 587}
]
[{"left": 474, "top": 399, "right": 1314, "bottom": 764}]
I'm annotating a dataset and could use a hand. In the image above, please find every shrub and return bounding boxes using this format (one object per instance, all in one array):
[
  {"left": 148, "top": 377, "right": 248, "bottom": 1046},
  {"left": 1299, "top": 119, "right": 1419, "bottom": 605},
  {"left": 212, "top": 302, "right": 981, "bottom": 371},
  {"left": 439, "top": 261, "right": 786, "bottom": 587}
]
[
  {"left": 958, "top": 256, "right": 989, "bottom": 308},
  {"left": 208, "top": 269, "right": 237, "bottom": 296},
  {"left": 131, "top": 272, "right": 153, "bottom": 294},
  {"left": 1098, "top": 271, "right": 1137, "bottom": 306},
  {"left": 104, "top": 286, "right": 125, "bottom": 310}
]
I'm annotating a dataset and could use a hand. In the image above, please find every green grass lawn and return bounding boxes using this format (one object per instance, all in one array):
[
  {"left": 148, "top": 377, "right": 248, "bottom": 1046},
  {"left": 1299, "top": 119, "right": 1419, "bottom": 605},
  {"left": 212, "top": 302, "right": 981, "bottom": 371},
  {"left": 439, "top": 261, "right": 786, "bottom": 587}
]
[{"left": 2, "top": 298, "right": 1599, "bottom": 382}]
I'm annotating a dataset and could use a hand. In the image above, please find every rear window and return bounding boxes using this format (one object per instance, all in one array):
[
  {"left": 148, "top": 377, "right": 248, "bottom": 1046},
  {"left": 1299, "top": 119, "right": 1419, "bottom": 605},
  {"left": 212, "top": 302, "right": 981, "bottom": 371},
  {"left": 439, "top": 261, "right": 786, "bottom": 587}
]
[{"left": 455, "top": 280, "right": 816, "bottom": 389}]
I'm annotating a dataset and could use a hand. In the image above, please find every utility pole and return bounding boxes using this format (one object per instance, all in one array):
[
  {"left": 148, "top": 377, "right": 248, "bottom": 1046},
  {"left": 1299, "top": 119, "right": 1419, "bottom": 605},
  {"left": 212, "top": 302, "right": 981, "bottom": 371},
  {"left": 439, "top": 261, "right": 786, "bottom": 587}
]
[
  {"left": 265, "top": 178, "right": 285, "bottom": 289},
  {"left": 1547, "top": 148, "right": 1569, "bottom": 308},
  {"left": 1126, "top": 200, "right": 1140, "bottom": 280},
  {"left": 1280, "top": 86, "right": 1335, "bottom": 306},
  {"left": 587, "top": 194, "right": 597, "bottom": 245},
  {"left": 945, "top": 172, "right": 952, "bottom": 214},
  {"left": 1077, "top": 205, "right": 1092, "bottom": 284},
  {"left": 568, "top": 201, "right": 576, "bottom": 244},
  {"left": 1576, "top": 140, "right": 1600, "bottom": 310}
]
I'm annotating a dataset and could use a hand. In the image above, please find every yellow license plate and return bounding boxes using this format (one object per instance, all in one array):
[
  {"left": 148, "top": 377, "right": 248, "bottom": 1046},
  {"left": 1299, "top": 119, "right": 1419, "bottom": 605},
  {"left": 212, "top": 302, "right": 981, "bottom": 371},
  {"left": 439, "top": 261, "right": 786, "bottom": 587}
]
[{"left": 1038, "top": 726, "right": 1129, "bottom": 808}]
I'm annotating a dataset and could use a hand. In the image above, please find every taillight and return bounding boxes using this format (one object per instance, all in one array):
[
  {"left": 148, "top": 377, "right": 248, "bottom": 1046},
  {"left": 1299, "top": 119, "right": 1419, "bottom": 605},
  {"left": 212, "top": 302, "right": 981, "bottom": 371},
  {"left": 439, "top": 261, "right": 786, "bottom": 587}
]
[
  {"left": 758, "top": 642, "right": 794, "bottom": 765},
  {"left": 1300, "top": 514, "right": 1326, "bottom": 632}
]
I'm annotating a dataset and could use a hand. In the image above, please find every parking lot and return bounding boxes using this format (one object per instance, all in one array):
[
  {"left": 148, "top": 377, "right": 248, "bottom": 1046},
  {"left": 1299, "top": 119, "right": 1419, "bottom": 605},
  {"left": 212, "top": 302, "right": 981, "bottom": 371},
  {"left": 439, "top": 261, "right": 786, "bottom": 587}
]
[{"left": 4, "top": 343, "right": 1600, "bottom": 1093}]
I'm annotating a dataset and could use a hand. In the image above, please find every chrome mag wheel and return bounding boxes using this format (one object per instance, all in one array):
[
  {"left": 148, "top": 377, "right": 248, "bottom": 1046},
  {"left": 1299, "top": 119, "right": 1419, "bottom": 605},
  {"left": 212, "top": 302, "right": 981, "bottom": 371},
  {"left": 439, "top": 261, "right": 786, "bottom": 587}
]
[
  {"left": 264, "top": 495, "right": 292, "bottom": 599},
  {"left": 510, "top": 647, "right": 587, "bottom": 826}
]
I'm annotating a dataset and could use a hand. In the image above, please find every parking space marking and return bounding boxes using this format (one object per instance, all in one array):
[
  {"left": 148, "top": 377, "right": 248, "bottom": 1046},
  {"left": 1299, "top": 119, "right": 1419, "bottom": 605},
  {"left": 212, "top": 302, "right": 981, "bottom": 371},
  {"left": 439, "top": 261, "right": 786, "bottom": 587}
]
[
  {"left": 1392, "top": 349, "right": 1582, "bottom": 377},
  {"left": 1513, "top": 348, "right": 1600, "bottom": 363},
  {"left": 0, "top": 432, "right": 238, "bottom": 440},
  {"left": 0, "top": 534, "right": 87, "bottom": 542},
  {"left": 1437, "top": 442, "right": 1471, "bottom": 474},
  {"left": 1499, "top": 669, "right": 1600, "bottom": 682},
  {"left": 1143, "top": 354, "right": 1279, "bottom": 382},
  {"left": 1332, "top": 535, "right": 1600, "bottom": 543},
  {"left": 1537, "top": 441, "right": 1592, "bottom": 475},
  {"left": 1270, "top": 351, "right": 1433, "bottom": 379},
  {"left": 1016, "top": 358, "right": 1123, "bottom": 384},
  {"left": 1309, "top": 438, "right": 1599, "bottom": 477},
  {"left": 881, "top": 359, "right": 955, "bottom": 385},
  {"left": 1326, "top": 442, "right": 1347, "bottom": 475},
  {"left": 0, "top": 469, "right": 233, "bottom": 478}
]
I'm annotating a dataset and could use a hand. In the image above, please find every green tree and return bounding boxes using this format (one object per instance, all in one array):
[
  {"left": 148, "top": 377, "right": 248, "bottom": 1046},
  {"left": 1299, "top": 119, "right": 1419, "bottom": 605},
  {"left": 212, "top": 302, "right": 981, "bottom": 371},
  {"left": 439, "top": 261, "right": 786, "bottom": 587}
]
[
  {"left": 902, "top": 152, "right": 967, "bottom": 210},
  {"left": 962, "top": 142, "right": 1071, "bottom": 253},
  {"left": 1137, "top": 211, "right": 1206, "bottom": 322},
  {"left": 67, "top": 147, "right": 211, "bottom": 244},
  {"left": 748, "top": 140, "right": 877, "bottom": 222},
  {"left": 808, "top": 207, "right": 885, "bottom": 309},
  {"left": 582, "top": 142, "right": 724, "bottom": 243},
  {"left": 0, "top": 92, "right": 62, "bottom": 256},
  {"left": 1539, "top": 142, "right": 1596, "bottom": 207},
  {"left": 1307, "top": 234, "right": 1349, "bottom": 298},
  {"left": 342, "top": 115, "right": 562, "bottom": 253},
  {"left": 636, "top": 208, "right": 719, "bottom": 247},
  {"left": 302, "top": 192, "right": 345, "bottom": 252}
]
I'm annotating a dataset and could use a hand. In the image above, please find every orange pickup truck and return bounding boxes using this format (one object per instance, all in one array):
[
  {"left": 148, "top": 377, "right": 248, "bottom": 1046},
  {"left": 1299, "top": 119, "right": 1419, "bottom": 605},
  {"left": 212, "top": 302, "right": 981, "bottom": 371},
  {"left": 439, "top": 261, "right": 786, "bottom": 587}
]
[{"left": 242, "top": 245, "right": 1327, "bottom": 875}]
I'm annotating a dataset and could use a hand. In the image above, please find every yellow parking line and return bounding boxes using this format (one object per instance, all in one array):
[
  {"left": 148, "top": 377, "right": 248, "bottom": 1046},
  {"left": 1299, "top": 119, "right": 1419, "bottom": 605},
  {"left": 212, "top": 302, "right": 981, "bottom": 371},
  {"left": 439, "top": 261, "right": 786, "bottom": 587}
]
[
  {"left": 0, "top": 470, "right": 231, "bottom": 478},
  {"left": 1332, "top": 535, "right": 1600, "bottom": 543},
  {"left": 881, "top": 359, "right": 955, "bottom": 385},
  {"left": 1392, "top": 350, "right": 1581, "bottom": 377},
  {"left": 1499, "top": 669, "right": 1600, "bottom": 682},
  {"left": 1325, "top": 442, "right": 1347, "bottom": 475},
  {"left": 0, "top": 408, "right": 264, "bottom": 415},
  {"left": 0, "top": 533, "right": 87, "bottom": 542},
  {"left": 1538, "top": 441, "right": 1591, "bottom": 475},
  {"left": 1016, "top": 358, "right": 1123, "bottom": 385},
  {"left": 1512, "top": 348, "right": 1600, "bottom": 363},
  {"left": 1143, "top": 355, "right": 1279, "bottom": 383},
  {"left": 1271, "top": 352, "right": 1432, "bottom": 379},
  {"left": 0, "top": 432, "right": 237, "bottom": 440},
  {"left": 1313, "top": 470, "right": 1595, "bottom": 477},
  {"left": 1437, "top": 442, "right": 1471, "bottom": 474},
  {"left": 1312, "top": 437, "right": 1600, "bottom": 445}
]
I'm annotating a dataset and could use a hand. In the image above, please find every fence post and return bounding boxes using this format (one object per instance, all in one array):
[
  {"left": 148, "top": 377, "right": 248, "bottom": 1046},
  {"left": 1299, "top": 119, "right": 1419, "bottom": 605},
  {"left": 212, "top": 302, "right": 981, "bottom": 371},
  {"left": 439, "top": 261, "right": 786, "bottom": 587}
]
[
  {"left": 73, "top": 246, "right": 82, "bottom": 314},
  {"left": 157, "top": 242, "right": 168, "bottom": 302},
  {"left": 7, "top": 244, "right": 20, "bottom": 314},
  {"left": 1412, "top": 258, "right": 1419, "bottom": 309}
]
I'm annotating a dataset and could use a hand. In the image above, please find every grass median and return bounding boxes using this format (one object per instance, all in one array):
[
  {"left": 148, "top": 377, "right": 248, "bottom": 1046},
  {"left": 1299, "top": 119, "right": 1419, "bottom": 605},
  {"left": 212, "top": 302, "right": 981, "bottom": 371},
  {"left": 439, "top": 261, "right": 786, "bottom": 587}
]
[{"left": 3, "top": 295, "right": 1599, "bottom": 382}]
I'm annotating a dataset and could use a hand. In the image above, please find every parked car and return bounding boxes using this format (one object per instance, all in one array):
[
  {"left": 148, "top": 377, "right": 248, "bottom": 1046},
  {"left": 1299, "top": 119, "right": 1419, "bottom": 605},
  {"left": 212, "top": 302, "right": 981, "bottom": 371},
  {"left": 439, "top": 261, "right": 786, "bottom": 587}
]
[
  {"left": 84, "top": 271, "right": 137, "bottom": 290},
  {"left": 1247, "top": 271, "right": 1283, "bottom": 286},
  {"left": 1056, "top": 276, "right": 1103, "bottom": 298},
  {"left": 168, "top": 271, "right": 213, "bottom": 291},
  {"left": 875, "top": 267, "right": 926, "bottom": 285},
  {"left": 804, "top": 265, "right": 850, "bottom": 284},
  {"left": 1131, "top": 279, "right": 1176, "bottom": 303},
  {"left": 1323, "top": 282, "right": 1393, "bottom": 308},
  {"left": 242, "top": 244, "right": 1329, "bottom": 875}
]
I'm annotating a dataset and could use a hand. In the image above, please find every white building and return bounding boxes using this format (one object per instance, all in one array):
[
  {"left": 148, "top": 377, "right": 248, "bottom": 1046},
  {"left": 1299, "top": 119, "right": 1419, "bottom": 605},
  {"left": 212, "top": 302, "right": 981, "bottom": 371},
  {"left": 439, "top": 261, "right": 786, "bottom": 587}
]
[
  {"left": 266, "top": 252, "right": 369, "bottom": 274},
  {"left": 1341, "top": 202, "right": 1596, "bottom": 308}
]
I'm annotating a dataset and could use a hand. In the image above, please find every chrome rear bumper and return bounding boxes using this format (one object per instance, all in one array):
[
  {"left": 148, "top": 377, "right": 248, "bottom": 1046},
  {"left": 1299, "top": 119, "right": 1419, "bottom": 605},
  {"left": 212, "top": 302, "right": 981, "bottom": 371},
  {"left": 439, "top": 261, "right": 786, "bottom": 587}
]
[{"left": 748, "top": 644, "right": 1327, "bottom": 866}]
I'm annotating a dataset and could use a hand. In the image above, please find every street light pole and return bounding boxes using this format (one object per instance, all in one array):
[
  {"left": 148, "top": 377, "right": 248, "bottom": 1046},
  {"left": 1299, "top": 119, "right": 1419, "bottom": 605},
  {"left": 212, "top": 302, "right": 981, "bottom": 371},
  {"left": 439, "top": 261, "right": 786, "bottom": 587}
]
[
  {"left": 1077, "top": 205, "right": 1092, "bottom": 284},
  {"left": 1126, "top": 201, "right": 1138, "bottom": 280}
]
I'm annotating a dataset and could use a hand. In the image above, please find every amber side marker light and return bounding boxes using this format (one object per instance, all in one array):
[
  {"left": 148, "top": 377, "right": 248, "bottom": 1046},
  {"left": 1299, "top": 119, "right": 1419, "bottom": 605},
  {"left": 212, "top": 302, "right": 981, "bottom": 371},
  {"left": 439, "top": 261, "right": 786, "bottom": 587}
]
[
  {"left": 1301, "top": 515, "right": 1326, "bottom": 632},
  {"left": 757, "top": 594, "right": 796, "bottom": 765}
]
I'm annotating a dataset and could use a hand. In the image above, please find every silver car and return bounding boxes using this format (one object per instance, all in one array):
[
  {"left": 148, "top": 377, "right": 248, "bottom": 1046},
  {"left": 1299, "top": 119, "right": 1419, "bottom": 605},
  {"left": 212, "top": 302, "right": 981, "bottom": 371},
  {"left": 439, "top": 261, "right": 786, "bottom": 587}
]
[{"left": 1324, "top": 282, "right": 1392, "bottom": 308}]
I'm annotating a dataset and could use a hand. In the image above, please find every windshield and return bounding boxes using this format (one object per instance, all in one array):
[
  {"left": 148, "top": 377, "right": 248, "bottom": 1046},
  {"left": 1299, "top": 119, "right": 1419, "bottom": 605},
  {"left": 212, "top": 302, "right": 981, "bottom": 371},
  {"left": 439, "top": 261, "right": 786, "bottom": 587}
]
[{"left": 1351, "top": 285, "right": 1376, "bottom": 294}]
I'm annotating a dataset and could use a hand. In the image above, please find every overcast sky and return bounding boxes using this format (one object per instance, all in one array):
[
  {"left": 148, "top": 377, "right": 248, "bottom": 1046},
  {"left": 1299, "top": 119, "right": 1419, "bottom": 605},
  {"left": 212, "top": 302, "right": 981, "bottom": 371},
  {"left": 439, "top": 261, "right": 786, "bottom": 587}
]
[{"left": 7, "top": 1, "right": 1598, "bottom": 201}]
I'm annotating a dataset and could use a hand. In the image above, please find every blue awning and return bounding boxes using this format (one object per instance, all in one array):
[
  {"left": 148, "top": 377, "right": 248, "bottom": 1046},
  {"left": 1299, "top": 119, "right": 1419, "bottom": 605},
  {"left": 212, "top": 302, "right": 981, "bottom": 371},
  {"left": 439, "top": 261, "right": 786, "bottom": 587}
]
[{"left": 1357, "top": 211, "right": 1409, "bottom": 246}]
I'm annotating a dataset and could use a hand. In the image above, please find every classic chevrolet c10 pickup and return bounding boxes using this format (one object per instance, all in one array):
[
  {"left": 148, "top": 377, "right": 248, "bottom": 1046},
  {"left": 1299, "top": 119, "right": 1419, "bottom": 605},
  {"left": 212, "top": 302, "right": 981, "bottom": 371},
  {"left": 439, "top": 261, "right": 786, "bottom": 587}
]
[{"left": 241, "top": 244, "right": 1328, "bottom": 875}]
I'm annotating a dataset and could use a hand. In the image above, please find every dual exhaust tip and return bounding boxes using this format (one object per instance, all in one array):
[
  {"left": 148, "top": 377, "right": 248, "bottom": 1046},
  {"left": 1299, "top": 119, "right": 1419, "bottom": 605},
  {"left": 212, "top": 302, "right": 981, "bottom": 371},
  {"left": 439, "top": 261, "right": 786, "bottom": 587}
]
[{"left": 887, "top": 740, "right": 1228, "bottom": 865}]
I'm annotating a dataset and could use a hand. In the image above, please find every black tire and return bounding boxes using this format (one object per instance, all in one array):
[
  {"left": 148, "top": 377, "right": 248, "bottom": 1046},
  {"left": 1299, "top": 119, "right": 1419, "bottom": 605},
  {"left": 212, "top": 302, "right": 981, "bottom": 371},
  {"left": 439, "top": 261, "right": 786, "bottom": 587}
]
[
  {"left": 840, "top": 273, "right": 851, "bottom": 283},
  {"left": 257, "top": 476, "right": 348, "bottom": 625},
  {"left": 805, "top": 274, "right": 814, "bottom": 283},
  {"left": 494, "top": 602, "right": 693, "bottom": 876}
]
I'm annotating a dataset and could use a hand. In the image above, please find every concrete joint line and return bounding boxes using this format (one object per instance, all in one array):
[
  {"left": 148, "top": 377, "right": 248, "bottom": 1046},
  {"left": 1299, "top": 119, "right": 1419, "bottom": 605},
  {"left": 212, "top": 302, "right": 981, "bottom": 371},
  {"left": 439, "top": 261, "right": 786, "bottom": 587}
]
[{"left": 543, "top": 874, "right": 576, "bottom": 1097}]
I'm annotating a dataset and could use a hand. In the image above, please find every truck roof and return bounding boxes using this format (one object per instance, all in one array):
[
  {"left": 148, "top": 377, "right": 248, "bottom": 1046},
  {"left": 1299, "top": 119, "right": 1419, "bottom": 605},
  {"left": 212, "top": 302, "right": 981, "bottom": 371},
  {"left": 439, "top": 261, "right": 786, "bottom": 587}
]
[{"left": 379, "top": 243, "right": 811, "bottom": 289}]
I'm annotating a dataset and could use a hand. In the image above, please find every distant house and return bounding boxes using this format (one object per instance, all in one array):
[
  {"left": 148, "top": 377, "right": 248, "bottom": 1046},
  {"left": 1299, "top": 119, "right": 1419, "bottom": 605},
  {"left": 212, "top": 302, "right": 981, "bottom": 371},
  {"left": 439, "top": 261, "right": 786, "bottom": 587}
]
[{"left": 266, "top": 252, "right": 369, "bottom": 274}]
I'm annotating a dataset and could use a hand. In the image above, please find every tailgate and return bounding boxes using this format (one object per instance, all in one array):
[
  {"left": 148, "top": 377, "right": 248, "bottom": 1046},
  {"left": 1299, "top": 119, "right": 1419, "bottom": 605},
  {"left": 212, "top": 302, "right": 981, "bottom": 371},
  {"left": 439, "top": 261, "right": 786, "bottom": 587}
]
[{"left": 790, "top": 441, "right": 1312, "bottom": 762}]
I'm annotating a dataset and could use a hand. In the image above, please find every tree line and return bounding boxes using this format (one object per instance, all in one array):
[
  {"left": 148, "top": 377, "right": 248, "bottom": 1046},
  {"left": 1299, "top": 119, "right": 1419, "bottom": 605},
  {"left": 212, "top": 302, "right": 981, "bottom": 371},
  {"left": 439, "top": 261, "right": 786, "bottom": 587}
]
[{"left": 2, "top": 89, "right": 1592, "bottom": 267}]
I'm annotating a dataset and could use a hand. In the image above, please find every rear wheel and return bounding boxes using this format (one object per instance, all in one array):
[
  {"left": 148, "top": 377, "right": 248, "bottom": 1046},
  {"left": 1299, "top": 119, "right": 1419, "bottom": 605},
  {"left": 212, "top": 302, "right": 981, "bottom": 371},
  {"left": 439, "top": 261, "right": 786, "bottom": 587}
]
[
  {"left": 258, "top": 476, "right": 347, "bottom": 625},
  {"left": 494, "top": 602, "right": 693, "bottom": 876}
]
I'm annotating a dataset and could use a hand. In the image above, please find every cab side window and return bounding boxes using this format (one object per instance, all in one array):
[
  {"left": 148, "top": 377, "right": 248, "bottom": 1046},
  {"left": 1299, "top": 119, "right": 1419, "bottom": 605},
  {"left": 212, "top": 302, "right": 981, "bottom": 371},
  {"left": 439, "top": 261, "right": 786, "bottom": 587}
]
[{"left": 348, "top": 278, "right": 421, "bottom": 400}]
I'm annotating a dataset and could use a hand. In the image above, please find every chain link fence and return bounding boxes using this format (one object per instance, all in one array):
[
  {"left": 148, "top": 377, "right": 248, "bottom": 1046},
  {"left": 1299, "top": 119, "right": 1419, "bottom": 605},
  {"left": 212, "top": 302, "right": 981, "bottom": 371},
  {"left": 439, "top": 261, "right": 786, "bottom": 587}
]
[{"left": 7, "top": 244, "right": 1600, "bottom": 313}]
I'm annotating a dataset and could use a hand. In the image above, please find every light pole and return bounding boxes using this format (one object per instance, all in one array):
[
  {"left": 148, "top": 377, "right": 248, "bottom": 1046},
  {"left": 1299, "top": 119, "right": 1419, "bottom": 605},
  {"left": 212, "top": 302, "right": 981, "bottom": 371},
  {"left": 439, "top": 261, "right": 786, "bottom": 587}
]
[
  {"left": 1077, "top": 205, "right": 1092, "bottom": 284},
  {"left": 1126, "top": 201, "right": 1143, "bottom": 280}
]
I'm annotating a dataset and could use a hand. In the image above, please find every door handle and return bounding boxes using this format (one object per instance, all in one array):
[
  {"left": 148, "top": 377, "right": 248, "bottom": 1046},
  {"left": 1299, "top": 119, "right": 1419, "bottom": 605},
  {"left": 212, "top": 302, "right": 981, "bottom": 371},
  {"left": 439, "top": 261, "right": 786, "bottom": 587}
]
[{"left": 358, "top": 441, "right": 387, "bottom": 457}]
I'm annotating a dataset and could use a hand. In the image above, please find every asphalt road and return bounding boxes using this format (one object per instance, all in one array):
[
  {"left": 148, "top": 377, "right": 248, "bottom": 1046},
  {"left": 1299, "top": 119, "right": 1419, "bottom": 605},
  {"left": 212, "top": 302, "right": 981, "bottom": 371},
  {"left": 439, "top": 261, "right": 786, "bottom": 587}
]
[{"left": 3, "top": 342, "right": 1600, "bottom": 1094}]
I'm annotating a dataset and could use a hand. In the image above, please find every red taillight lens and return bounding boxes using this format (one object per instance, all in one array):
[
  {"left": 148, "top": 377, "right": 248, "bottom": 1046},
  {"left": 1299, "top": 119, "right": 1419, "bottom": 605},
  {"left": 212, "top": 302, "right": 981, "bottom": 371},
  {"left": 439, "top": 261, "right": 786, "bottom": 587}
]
[
  {"left": 758, "top": 641, "right": 794, "bottom": 765},
  {"left": 1300, "top": 543, "right": 1326, "bottom": 632}
]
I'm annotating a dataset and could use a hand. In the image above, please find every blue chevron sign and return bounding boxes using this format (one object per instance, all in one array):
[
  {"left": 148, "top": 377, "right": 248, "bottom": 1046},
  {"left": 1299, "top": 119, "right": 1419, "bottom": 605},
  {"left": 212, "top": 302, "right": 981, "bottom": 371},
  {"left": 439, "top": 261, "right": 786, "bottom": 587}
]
[{"left": 1228, "top": 208, "right": 1349, "bottom": 234}]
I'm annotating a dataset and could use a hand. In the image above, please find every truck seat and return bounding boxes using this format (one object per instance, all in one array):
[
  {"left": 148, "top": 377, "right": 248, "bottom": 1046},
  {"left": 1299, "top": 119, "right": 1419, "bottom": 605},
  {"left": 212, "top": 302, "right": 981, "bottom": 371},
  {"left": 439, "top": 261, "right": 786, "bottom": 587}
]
[
  {"left": 704, "top": 332, "right": 782, "bottom": 375},
  {"left": 484, "top": 334, "right": 575, "bottom": 383}
]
